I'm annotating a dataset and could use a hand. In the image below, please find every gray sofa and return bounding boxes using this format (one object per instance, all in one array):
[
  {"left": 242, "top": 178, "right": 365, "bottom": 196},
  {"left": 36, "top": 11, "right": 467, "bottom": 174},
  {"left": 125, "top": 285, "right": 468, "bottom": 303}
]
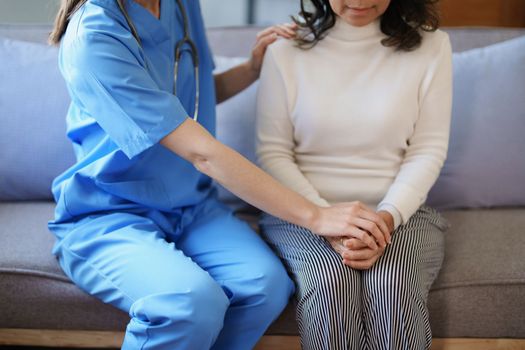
[{"left": 1, "top": 24, "right": 525, "bottom": 349}]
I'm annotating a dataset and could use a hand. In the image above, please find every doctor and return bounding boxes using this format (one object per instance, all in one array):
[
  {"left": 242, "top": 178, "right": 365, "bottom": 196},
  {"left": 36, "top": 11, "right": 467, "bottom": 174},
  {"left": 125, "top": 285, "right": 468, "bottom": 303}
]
[{"left": 48, "top": 0, "right": 391, "bottom": 349}]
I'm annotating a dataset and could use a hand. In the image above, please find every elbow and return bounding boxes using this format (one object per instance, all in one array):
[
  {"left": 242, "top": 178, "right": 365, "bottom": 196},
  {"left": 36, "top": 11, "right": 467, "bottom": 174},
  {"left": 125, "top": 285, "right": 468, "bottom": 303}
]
[
  {"left": 193, "top": 155, "right": 213, "bottom": 175},
  {"left": 189, "top": 137, "right": 225, "bottom": 177}
]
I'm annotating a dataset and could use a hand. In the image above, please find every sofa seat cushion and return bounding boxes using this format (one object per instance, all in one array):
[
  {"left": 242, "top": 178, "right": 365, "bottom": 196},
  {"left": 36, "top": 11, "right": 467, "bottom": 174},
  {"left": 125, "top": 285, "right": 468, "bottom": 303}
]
[
  {"left": 0, "top": 202, "right": 128, "bottom": 331},
  {"left": 1, "top": 202, "right": 524, "bottom": 338},
  {"left": 428, "top": 209, "right": 525, "bottom": 338}
]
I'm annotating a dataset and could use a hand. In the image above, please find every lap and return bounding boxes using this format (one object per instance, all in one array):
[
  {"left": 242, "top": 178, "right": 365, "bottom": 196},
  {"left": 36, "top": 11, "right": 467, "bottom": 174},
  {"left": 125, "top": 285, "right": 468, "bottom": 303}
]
[
  {"left": 53, "top": 198, "right": 284, "bottom": 312},
  {"left": 55, "top": 211, "right": 223, "bottom": 312},
  {"left": 363, "top": 206, "right": 448, "bottom": 293},
  {"left": 177, "top": 199, "right": 285, "bottom": 284},
  {"left": 260, "top": 206, "right": 447, "bottom": 289},
  {"left": 259, "top": 214, "right": 360, "bottom": 287}
]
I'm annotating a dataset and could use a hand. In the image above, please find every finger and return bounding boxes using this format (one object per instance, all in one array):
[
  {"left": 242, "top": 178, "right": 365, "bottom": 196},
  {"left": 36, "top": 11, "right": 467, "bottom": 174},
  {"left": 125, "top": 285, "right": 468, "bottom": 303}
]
[
  {"left": 343, "top": 258, "right": 375, "bottom": 270},
  {"left": 256, "top": 26, "right": 277, "bottom": 40},
  {"left": 342, "top": 248, "right": 377, "bottom": 261},
  {"left": 346, "top": 252, "right": 382, "bottom": 269},
  {"left": 358, "top": 209, "right": 391, "bottom": 243},
  {"left": 257, "top": 26, "right": 293, "bottom": 40},
  {"left": 353, "top": 217, "right": 386, "bottom": 248},
  {"left": 252, "top": 33, "right": 278, "bottom": 57},
  {"left": 348, "top": 226, "right": 378, "bottom": 251},
  {"left": 272, "top": 26, "right": 295, "bottom": 39},
  {"left": 344, "top": 238, "right": 368, "bottom": 250},
  {"left": 326, "top": 237, "right": 345, "bottom": 257},
  {"left": 278, "top": 24, "right": 296, "bottom": 36}
]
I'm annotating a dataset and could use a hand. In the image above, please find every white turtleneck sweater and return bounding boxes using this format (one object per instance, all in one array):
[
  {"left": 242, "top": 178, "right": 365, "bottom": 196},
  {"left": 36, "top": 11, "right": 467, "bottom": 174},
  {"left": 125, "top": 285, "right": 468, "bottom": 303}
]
[{"left": 255, "top": 18, "right": 452, "bottom": 229}]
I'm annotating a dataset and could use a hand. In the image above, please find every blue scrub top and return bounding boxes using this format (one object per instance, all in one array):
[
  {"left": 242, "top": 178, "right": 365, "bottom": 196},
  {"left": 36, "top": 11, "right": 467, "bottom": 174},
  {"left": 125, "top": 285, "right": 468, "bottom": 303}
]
[{"left": 51, "top": 0, "right": 217, "bottom": 223}]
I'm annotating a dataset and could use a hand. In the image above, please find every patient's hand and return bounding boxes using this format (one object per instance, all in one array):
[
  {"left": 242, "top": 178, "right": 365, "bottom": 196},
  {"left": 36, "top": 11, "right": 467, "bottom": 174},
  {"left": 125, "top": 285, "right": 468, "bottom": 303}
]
[
  {"left": 377, "top": 210, "right": 395, "bottom": 235},
  {"left": 327, "top": 236, "right": 385, "bottom": 270}
]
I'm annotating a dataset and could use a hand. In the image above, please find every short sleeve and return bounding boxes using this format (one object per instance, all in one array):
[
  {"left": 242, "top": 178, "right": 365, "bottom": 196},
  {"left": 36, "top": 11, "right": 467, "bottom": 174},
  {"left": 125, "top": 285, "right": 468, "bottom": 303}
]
[{"left": 62, "top": 33, "right": 189, "bottom": 159}]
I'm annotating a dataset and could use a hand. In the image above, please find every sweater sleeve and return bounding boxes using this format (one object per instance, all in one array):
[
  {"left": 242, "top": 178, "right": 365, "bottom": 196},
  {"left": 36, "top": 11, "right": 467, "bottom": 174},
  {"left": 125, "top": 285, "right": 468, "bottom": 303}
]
[
  {"left": 378, "top": 34, "right": 453, "bottom": 224},
  {"left": 256, "top": 45, "right": 330, "bottom": 208}
]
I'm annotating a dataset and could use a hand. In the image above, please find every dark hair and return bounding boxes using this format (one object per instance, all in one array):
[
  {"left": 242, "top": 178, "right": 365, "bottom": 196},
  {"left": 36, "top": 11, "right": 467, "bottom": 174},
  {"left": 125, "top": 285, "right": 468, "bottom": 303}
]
[
  {"left": 293, "top": 0, "right": 440, "bottom": 51},
  {"left": 49, "top": 0, "right": 130, "bottom": 45}
]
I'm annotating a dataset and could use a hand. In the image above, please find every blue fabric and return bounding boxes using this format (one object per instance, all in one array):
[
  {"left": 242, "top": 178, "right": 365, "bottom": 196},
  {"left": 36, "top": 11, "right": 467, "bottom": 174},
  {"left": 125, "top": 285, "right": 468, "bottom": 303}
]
[
  {"left": 46, "top": 2, "right": 294, "bottom": 348},
  {"left": 427, "top": 35, "right": 525, "bottom": 209},
  {"left": 0, "top": 38, "right": 75, "bottom": 200},
  {"left": 50, "top": 0, "right": 217, "bottom": 222},
  {"left": 50, "top": 197, "right": 293, "bottom": 350}
]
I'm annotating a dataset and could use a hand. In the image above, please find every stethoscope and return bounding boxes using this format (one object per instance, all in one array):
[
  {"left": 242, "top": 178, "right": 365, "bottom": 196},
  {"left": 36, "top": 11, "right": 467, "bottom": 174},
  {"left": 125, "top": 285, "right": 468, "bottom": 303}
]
[{"left": 117, "top": 0, "right": 200, "bottom": 122}]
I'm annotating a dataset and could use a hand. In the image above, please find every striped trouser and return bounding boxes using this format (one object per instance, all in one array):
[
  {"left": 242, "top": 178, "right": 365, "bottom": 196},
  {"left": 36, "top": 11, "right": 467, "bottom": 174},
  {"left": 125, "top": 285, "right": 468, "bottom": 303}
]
[{"left": 260, "top": 205, "right": 449, "bottom": 350}]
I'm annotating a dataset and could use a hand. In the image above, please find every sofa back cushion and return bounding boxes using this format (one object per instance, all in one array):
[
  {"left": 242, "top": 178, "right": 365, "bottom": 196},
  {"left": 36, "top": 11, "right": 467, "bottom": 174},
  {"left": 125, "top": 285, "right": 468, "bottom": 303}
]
[
  {"left": 1, "top": 25, "right": 525, "bottom": 207},
  {"left": 0, "top": 38, "right": 75, "bottom": 200},
  {"left": 427, "top": 35, "right": 525, "bottom": 209}
]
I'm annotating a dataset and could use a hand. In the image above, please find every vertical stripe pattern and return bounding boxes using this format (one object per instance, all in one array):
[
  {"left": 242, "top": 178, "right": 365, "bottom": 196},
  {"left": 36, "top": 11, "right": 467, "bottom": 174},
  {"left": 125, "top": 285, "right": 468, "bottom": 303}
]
[{"left": 259, "top": 205, "right": 448, "bottom": 350}]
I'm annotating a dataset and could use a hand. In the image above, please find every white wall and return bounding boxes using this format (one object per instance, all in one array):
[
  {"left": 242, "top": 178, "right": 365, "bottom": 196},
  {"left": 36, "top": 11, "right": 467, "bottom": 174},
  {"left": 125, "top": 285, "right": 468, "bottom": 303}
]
[
  {"left": 200, "top": 0, "right": 248, "bottom": 27},
  {"left": 0, "top": 0, "right": 299, "bottom": 26},
  {"left": 255, "top": 0, "right": 300, "bottom": 26},
  {"left": 0, "top": 0, "right": 60, "bottom": 23}
]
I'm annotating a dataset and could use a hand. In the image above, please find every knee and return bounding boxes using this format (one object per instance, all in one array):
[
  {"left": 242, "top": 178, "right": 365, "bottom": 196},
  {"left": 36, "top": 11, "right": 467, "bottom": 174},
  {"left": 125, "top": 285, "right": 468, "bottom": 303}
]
[
  {"left": 129, "top": 274, "right": 229, "bottom": 334},
  {"left": 243, "top": 257, "right": 294, "bottom": 319},
  {"left": 306, "top": 264, "right": 356, "bottom": 301},
  {"left": 368, "top": 262, "right": 419, "bottom": 293}
]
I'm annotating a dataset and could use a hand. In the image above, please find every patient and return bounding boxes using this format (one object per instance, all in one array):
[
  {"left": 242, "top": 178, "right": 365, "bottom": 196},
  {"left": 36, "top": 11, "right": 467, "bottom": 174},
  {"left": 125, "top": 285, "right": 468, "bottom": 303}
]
[{"left": 256, "top": 0, "right": 452, "bottom": 348}]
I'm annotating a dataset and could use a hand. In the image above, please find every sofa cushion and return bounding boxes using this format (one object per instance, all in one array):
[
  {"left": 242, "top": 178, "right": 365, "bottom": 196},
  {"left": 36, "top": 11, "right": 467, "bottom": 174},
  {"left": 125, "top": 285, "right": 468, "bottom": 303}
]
[
  {"left": 1, "top": 202, "right": 524, "bottom": 337},
  {"left": 427, "top": 36, "right": 525, "bottom": 210},
  {"left": 0, "top": 202, "right": 128, "bottom": 330},
  {"left": 428, "top": 209, "right": 525, "bottom": 338},
  {"left": 0, "top": 38, "right": 75, "bottom": 201}
]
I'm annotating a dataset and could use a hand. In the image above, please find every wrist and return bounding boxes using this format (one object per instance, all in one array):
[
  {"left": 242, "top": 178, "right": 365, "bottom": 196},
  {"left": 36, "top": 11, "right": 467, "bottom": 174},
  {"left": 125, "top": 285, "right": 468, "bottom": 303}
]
[
  {"left": 242, "top": 59, "right": 260, "bottom": 80},
  {"left": 378, "top": 210, "right": 395, "bottom": 232},
  {"left": 300, "top": 202, "right": 321, "bottom": 233}
]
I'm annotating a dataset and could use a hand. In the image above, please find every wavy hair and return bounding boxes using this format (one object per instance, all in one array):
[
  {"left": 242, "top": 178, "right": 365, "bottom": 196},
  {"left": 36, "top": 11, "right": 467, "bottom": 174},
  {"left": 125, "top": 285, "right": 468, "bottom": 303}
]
[{"left": 293, "top": 0, "right": 440, "bottom": 51}]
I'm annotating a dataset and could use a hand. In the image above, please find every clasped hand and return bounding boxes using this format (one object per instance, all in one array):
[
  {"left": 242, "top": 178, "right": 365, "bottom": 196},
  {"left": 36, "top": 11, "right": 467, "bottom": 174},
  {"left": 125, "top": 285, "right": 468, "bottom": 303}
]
[{"left": 313, "top": 202, "right": 394, "bottom": 270}]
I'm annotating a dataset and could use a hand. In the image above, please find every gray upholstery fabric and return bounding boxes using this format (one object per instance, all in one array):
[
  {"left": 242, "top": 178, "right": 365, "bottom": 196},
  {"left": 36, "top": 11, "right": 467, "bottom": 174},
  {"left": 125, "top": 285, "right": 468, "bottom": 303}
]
[
  {"left": 0, "top": 202, "right": 128, "bottom": 330},
  {"left": 1, "top": 203, "right": 524, "bottom": 337},
  {"left": 429, "top": 209, "right": 525, "bottom": 338}
]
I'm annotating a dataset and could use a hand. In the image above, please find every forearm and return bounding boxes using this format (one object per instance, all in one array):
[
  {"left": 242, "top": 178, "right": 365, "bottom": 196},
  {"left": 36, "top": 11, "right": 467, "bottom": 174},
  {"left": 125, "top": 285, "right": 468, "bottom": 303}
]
[
  {"left": 214, "top": 61, "right": 259, "bottom": 104},
  {"left": 160, "top": 118, "right": 318, "bottom": 229}
]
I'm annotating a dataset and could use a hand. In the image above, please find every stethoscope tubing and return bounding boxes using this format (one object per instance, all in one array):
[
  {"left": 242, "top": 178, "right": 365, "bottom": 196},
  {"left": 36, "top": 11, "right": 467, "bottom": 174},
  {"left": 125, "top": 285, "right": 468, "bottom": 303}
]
[{"left": 117, "top": 0, "right": 200, "bottom": 121}]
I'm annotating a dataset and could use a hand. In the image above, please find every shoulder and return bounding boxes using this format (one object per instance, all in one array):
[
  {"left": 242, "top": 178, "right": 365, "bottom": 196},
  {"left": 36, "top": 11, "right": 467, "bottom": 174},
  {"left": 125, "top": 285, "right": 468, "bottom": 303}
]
[
  {"left": 267, "top": 37, "right": 300, "bottom": 63},
  {"left": 64, "top": 0, "right": 130, "bottom": 45},
  {"left": 419, "top": 29, "right": 452, "bottom": 56},
  {"left": 62, "top": 1, "right": 139, "bottom": 63}
]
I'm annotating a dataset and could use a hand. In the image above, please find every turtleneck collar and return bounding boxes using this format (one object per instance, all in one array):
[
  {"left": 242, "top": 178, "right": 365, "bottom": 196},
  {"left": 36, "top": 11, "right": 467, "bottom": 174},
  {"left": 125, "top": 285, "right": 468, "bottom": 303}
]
[{"left": 328, "top": 16, "right": 383, "bottom": 42}]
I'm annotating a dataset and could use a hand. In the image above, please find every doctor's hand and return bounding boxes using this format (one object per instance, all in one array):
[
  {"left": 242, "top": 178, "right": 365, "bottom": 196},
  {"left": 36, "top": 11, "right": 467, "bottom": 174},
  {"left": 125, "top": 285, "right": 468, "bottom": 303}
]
[
  {"left": 214, "top": 23, "right": 297, "bottom": 104},
  {"left": 311, "top": 202, "right": 391, "bottom": 250},
  {"left": 249, "top": 22, "right": 298, "bottom": 77}
]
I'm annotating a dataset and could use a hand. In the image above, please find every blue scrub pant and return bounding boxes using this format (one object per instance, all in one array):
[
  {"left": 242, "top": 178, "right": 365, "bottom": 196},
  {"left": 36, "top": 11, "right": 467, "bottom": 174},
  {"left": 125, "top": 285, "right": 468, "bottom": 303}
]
[{"left": 50, "top": 198, "right": 294, "bottom": 350}]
